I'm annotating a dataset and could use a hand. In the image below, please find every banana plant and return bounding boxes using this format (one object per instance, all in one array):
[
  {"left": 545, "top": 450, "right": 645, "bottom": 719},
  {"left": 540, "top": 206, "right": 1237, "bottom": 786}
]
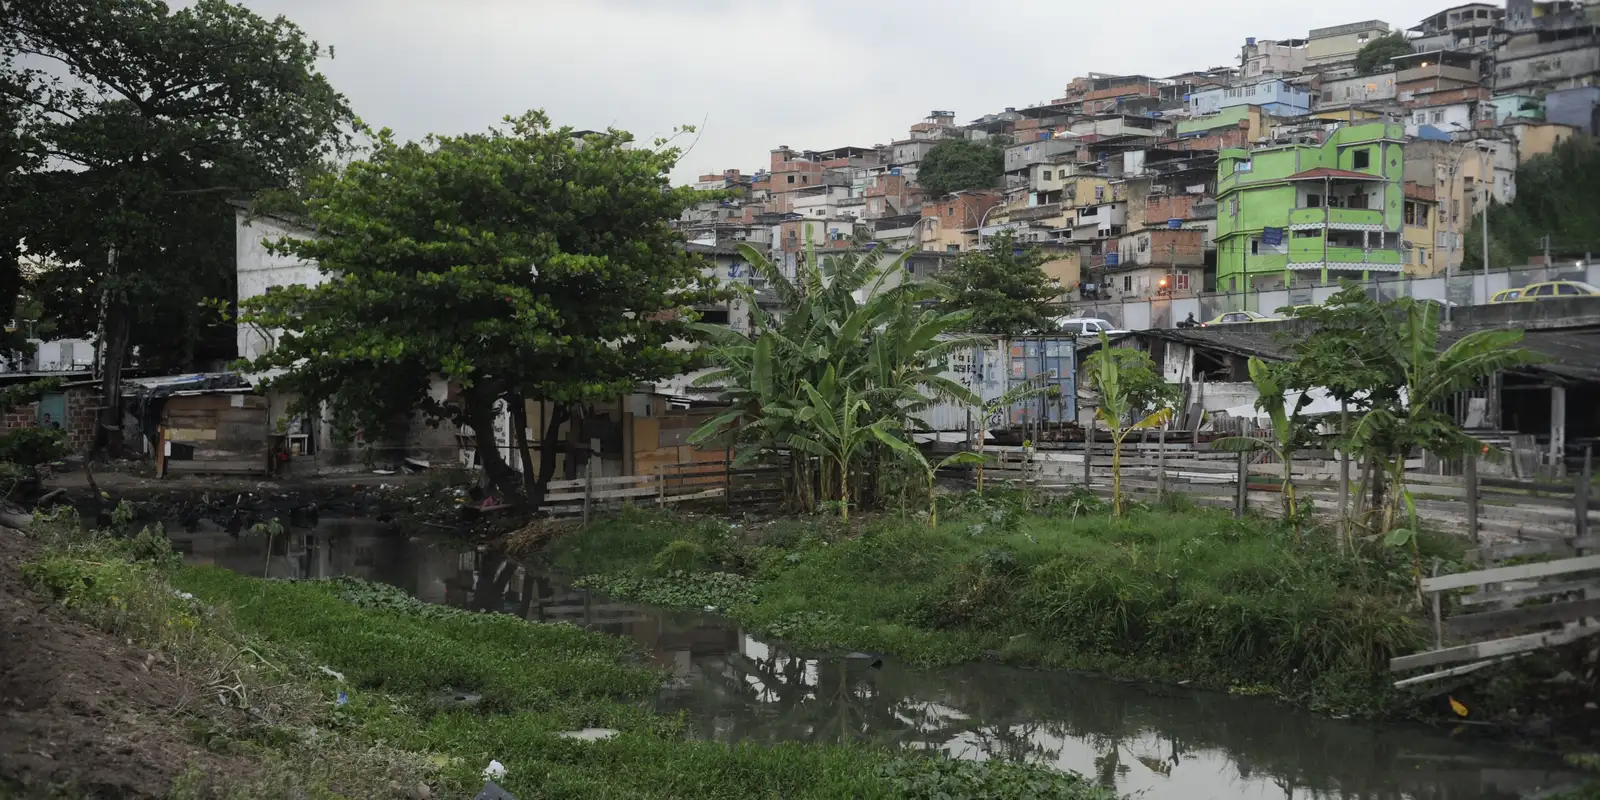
[
  {"left": 972, "top": 377, "right": 1057, "bottom": 495},
  {"left": 1347, "top": 299, "right": 1535, "bottom": 590},
  {"left": 1084, "top": 332, "right": 1176, "bottom": 517},
  {"left": 1212, "top": 357, "right": 1313, "bottom": 540}
]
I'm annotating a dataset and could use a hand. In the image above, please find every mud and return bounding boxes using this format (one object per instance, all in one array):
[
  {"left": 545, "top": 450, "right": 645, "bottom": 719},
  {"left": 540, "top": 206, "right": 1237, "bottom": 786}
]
[{"left": 0, "top": 529, "right": 247, "bottom": 798}]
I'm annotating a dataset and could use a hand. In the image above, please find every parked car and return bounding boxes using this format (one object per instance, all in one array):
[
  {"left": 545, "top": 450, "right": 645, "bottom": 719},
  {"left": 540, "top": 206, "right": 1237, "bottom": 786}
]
[
  {"left": 1055, "top": 317, "right": 1125, "bottom": 336},
  {"left": 1203, "top": 310, "right": 1281, "bottom": 326},
  {"left": 1489, "top": 288, "right": 1522, "bottom": 303},
  {"left": 1518, "top": 280, "right": 1600, "bottom": 300}
]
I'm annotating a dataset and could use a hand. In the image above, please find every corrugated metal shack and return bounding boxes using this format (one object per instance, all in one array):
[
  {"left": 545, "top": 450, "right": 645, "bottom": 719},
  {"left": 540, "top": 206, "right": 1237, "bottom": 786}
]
[{"left": 126, "top": 374, "right": 270, "bottom": 477}]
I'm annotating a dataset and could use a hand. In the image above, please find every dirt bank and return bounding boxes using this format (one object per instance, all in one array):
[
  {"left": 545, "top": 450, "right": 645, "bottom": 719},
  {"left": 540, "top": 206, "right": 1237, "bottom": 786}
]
[{"left": 0, "top": 529, "right": 250, "bottom": 797}]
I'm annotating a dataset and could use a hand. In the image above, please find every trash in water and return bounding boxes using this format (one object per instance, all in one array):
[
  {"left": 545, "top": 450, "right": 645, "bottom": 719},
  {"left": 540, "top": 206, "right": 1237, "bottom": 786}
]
[
  {"left": 482, "top": 760, "right": 506, "bottom": 780},
  {"left": 474, "top": 780, "right": 516, "bottom": 800}
]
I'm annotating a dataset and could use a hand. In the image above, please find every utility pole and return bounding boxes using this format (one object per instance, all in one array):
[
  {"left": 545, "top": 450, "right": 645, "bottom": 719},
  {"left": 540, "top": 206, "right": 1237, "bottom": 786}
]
[
  {"left": 1479, "top": 146, "right": 1491, "bottom": 276},
  {"left": 1542, "top": 234, "right": 1552, "bottom": 266}
]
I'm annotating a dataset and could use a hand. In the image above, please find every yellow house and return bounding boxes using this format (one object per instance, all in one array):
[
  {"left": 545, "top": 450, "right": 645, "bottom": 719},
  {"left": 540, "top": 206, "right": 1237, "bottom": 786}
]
[{"left": 1403, "top": 181, "right": 1440, "bottom": 277}]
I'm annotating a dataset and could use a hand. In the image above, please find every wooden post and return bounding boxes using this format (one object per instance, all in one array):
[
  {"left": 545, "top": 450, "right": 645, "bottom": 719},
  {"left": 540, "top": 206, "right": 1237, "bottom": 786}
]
[
  {"left": 582, "top": 443, "right": 595, "bottom": 528},
  {"left": 725, "top": 447, "right": 734, "bottom": 512},
  {"left": 1156, "top": 425, "right": 1167, "bottom": 503},
  {"left": 1430, "top": 558, "right": 1444, "bottom": 649},
  {"left": 1235, "top": 450, "right": 1248, "bottom": 518},
  {"left": 657, "top": 467, "right": 666, "bottom": 507},
  {"left": 1082, "top": 420, "right": 1093, "bottom": 488},
  {"left": 1465, "top": 454, "right": 1480, "bottom": 545},
  {"left": 1577, "top": 446, "right": 1592, "bottom": 542},
  {"left": 1549, "top": 385, "right": 1567, "bottom": 477}
]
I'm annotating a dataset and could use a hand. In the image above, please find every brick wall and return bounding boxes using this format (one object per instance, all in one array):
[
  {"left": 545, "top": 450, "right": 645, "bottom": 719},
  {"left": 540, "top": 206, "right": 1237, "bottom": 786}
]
[{"left": 0, "top": 385, "right": 98, "bottom": 455}]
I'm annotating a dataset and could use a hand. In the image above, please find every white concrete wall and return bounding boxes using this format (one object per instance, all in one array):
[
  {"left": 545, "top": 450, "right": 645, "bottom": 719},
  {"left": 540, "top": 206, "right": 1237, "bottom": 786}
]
[{"left": 235, "top": 211, "right": 322, "bottom": 363}]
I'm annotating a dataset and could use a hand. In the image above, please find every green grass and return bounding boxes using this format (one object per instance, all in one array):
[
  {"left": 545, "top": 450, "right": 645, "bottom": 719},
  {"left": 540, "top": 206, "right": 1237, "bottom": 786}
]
[
  {"left": 549, "top": 494, "right": 1439, "bottom": 716},
  {"left": 19, "top": 513, "right": 1116, "bottom": 799}
]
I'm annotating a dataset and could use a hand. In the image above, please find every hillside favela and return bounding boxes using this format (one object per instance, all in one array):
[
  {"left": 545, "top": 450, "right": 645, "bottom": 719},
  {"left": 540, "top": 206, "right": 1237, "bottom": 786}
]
[{"left": 4, "top": 1, "right": 1600, "bottom": 798}]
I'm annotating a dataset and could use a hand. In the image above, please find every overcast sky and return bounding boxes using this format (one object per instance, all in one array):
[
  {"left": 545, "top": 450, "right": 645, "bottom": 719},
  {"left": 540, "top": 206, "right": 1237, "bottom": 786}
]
[{"left": 235, "top": 0, "right": 1458, "bottom": 183}]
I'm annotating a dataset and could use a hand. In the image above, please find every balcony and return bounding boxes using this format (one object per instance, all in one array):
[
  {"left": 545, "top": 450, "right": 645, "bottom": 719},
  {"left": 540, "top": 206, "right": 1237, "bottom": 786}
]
[
  {"left": 1287, "top": 207, "right": 1385, "bottom": 228},
  {"left": 1286, "top": 240, "right": 1405, "bottom": 268}
]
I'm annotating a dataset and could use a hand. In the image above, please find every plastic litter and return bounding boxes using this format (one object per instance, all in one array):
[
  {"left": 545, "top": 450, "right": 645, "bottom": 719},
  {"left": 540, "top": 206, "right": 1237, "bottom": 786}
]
[
  {"left": 318, "top": 666, "right": 346, "bottom": 682},
  {"left": 482, "top": 760, "right": 506, "bottom": 780},
  {"left": 336, "top": 691, "right": 348, "bottom": 706}
]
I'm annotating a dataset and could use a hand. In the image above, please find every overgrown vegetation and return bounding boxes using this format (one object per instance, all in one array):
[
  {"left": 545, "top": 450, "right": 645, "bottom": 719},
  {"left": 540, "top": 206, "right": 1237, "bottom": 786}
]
[
  {"left": 1465, "top": 136, "right": 1600, "bottom": 269},
  {"left": 18, "top": 511, "right": 1116, "bottom": 799},
  {"left": 549, "top": 502, "right": 1441, "bottom": 716}
]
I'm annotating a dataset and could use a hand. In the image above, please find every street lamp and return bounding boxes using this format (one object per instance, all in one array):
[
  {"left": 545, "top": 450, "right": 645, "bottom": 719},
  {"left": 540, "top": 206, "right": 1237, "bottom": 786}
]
[
  {"left": 975, "top": 203, "right": 1009, "bottom": 249},
  {"left": 1442, "top": 134, "right": 1496, "bottom": 322},
  {"left": 906, "top": 216, "right": 939, "bottom": 252}
]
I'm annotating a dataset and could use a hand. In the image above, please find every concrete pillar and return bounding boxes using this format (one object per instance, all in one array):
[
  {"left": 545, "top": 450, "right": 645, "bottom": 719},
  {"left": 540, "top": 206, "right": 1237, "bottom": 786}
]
[{"left": 1550, "top": 385, "right": 1567, "bottom": 475}]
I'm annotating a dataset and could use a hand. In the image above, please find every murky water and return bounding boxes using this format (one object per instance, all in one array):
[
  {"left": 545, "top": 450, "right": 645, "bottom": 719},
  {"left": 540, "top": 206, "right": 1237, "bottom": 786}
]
[{"left": 170, "top": 519, "right": 1582, "bottom": 800}]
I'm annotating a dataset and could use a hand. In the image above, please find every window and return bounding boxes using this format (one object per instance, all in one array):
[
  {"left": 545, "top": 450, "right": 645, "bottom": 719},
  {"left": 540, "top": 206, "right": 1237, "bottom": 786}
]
[
  {"left": 1235, "top": 160, "right": 1253, "bottom": 173},
  {"left": 946, "top": 244, "right": 959, "bottom": 253},
  {"left": 1250, "top": 238, "right": 1260, "bottom": 255},
  {"left": 1348, "top": 192, "right": 1369, "bottom": 209},
  {"left": 1500, "top": 66, "right": 1512, "bottom": 78},
  {"left": 1353, "top": 149, "right": 1370, "bottom": 169},
  {"left": 1175, "top": 273, "right": 1189, "bottom": 290},
  {"left": 1558, "top": 283, "right": 1582, "bottom": 295},
  {"left": 1431, "top": 110, "right": 1444, "bottom": 123},
  {"left": 1306, "top": 193, "right": 1322, "bottom": 207},
  {"left": 1322, "top": 90, "right": 1333, "bottom": 102},
  {"left": 1294, "top": 229, "right": 1319, "bottom": 238},
  {"left": 1419, "top": 248, "right": 1428, "bottom": 264},
  {"left": 801, "top": 175, "right": 809, "bottom": 184},
  {"left": 1137, "top": 237, "right": 1149, "bottom": 253},
  {"left": 786, "top": 175, "right": 795, "bottom": 184},
  {"left": 1358, "top": 32, "right": 1371, "bottom": 42},
  {"left": 1245, "top": 85, "right": 1256, "bottom": 96},
  {"left": 1123, "top": 276, "right": 1133, "bottom": 291},
  {"left": 1413, "top": 111, "right": 1426, "bottom": 123},
  {"left": 1042, "top": 169, "right": 1052, "bottom": 180}
]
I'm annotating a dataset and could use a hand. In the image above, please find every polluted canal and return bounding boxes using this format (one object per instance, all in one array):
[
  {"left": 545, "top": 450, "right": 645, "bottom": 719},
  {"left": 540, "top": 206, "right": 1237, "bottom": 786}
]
[{"left": 169, "top": 519, "right": 1581, "bottom": 800}]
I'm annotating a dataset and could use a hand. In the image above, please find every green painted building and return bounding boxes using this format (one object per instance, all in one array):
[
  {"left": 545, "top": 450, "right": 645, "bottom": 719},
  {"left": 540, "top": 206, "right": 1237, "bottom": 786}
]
[{"left": 1214, "top": 122, "right": 1407, "bottom": 292}]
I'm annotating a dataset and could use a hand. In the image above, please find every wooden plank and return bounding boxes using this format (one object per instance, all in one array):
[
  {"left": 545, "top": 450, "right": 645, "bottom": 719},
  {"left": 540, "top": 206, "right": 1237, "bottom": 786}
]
[
  {"left": 164, "top": 428, "right": 216, "bottom": 442},
  {"left": 546, "top": 474, "right": 657, "bottom": 492},
  {"left": 1457, "top": 578, "right": 1600, "bottom": 607},
  {"left": 1478, "top": 476, "right": 1577, "bottom": 494},
  {"left": 163, "top": 459, "right": 266, "bottom": 475},
  {"left": 1390, "top": 625, "right": 1600, "bottom": 672},
  {"left": 1446, "top": 596, "right": 1600, "bottom": 636},
  {"left": 1393, "top": 654, "right": 1524, "bottom": 688},
  {"left": 1420, "top": 555, "right": 1600, "bottom": 593},
  {"left": 545, "top": 485, "right": 661, "bottom": 504},
  {"left": 1469, "top": 536, "right": 1600, "bottom": 563},
  {"left": 661, "top": 487, "right": 725, "bottom": 504}
]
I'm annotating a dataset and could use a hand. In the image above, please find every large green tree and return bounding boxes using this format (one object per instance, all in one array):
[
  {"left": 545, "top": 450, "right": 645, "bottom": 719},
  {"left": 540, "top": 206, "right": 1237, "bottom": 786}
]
[
  {"left": 943, "top": 230, "right": 1062, "bottom": 335},
  {"left": 1353, "top": 33, "right": 1412, "bottom": 75},
  {"left": 242, "top": 113, "right": 717, "bottom": 509},
  {"left": 917, "top": 137, "right": 1004, "bottom": 197},
  {"left": 1, "top": 0, "right": 351, "bottom": 455}
]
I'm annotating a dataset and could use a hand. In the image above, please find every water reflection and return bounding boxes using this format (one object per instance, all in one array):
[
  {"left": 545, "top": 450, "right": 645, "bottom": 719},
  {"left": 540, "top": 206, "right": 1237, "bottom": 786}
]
[{"left": 172, "top": 521, "right": 1580, "bottom": 800}]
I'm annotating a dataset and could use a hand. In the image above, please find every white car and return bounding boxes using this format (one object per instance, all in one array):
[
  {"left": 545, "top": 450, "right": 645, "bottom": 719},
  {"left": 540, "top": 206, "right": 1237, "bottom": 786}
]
[{"left": 1054, "top": 317, "right": 1125, "bottom": 336}]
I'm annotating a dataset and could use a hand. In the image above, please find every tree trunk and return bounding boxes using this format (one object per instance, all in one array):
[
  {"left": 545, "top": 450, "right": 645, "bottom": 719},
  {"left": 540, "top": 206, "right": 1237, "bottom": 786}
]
[
  {"left": 461, "top": 391, "right": 525, "bottom": 506},
  {"left": 90, "top": 302, "right": 133, "bottom": 461},
  {"left": 563, "top": 405, "right": 583, "bottom": 481},
  {"left": 528, "top": 403, "right": 569, "bottom": 510},
  {"left": 508, "top": 394, "right": 535, "bottom": 480}
]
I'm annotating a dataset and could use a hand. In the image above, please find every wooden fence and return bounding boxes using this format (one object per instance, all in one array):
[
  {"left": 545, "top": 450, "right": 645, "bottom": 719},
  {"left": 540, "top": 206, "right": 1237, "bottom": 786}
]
[
  {"left": 542, "top": 459, "right": 784, "bottom": 520},
  {"left": 959, "top": 442, "right": 1597, "bottom": 544},
  {"left": 950, "top": 441, "right": 1599, "bottom": 682}
]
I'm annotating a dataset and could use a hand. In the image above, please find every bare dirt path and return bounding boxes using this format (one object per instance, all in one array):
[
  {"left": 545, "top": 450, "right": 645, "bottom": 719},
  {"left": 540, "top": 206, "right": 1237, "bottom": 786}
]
[{"left": 0, "top": 529, "right": 250, "bottom": 798}]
